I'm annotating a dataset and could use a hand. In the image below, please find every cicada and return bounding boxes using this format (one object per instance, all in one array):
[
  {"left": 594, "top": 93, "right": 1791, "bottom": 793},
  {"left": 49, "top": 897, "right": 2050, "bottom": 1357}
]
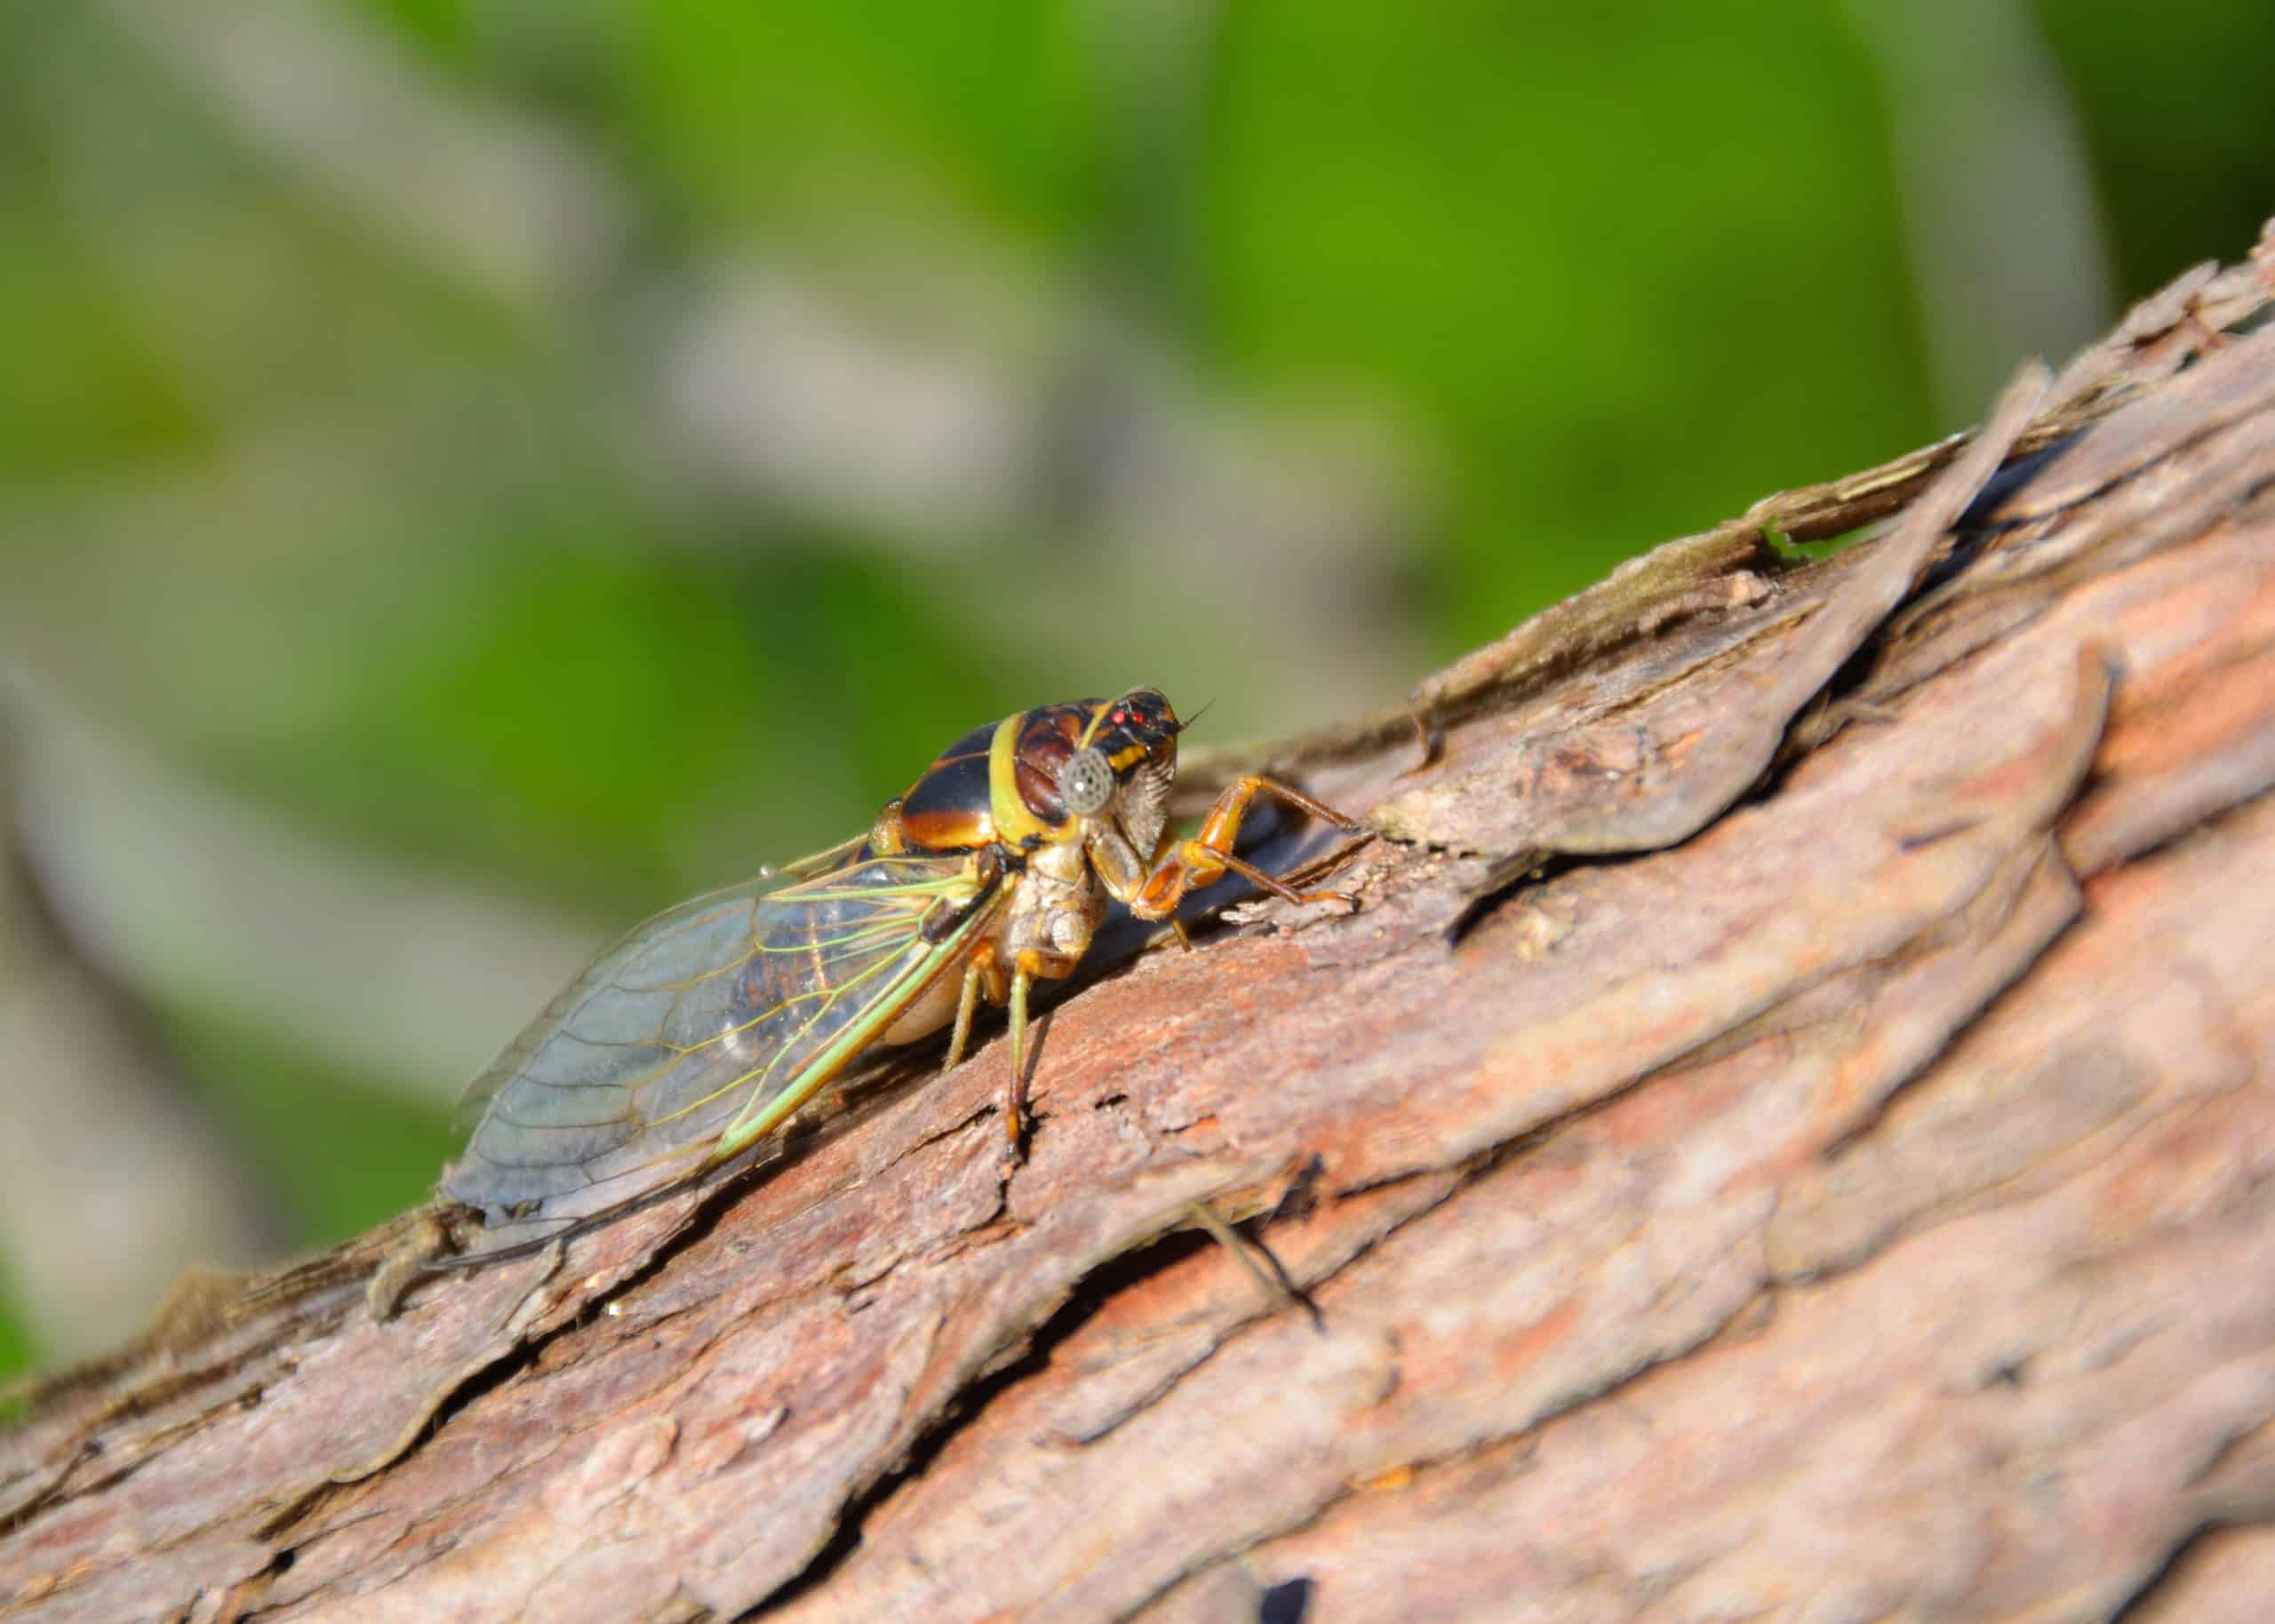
[{"left": 442, "top": 689, "right": 1357, "bottom": 1233}]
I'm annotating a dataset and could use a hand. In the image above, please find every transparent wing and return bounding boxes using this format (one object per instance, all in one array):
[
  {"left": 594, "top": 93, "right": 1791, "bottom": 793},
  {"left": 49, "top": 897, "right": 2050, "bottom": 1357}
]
[
  {"left": 450, "top": 832, "right": 868, "bottom": 1122},
  {"left": 441, "top": 841, "right": 1002, "bottom": 1230}
]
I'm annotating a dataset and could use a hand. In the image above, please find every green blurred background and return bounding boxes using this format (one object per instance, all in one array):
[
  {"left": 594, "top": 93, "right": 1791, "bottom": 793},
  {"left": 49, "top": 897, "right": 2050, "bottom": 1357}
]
[{"left": 0, "top": 0, "right": 2268, "bottom": 1378}]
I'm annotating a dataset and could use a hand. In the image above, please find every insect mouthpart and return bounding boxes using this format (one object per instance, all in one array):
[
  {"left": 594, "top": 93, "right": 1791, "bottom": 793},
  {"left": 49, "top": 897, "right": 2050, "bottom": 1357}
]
[{"left": 1118, "top": 752, "right": 1173, "bottom": 857}]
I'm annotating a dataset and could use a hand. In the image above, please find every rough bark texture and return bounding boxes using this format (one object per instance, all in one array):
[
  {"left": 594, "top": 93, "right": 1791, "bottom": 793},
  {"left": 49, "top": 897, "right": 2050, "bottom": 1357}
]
[{"left": 4, "top": 226, "right": 2274, "bottom": 1624}]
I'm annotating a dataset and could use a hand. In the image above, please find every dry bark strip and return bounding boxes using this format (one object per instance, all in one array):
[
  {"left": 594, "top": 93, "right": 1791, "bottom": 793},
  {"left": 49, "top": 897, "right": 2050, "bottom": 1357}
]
[{"left": 3, "top": 223, "right": 2273, "bottom": 1623}]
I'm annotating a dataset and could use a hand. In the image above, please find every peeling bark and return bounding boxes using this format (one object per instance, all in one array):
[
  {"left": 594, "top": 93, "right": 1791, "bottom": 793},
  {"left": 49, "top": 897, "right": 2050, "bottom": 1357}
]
[{"left": 4, "top": 223, "right": 2274, "bottom": 1624}]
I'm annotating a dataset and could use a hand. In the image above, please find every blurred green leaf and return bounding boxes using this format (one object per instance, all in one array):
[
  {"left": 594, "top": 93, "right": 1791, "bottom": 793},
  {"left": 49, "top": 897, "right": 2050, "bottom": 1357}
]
[
  {"left": 0, "top": 1273, "right": 36, "bottom": 1391},
  {"left": 2036, "top": 0, "right": 2275, "bottom": 299},
  {"left": 1202, "top": 0, "right": 1933, "bottom": 653},
  {"left": 161, "top": 1006, "right": 459, "bottom": 1247}
]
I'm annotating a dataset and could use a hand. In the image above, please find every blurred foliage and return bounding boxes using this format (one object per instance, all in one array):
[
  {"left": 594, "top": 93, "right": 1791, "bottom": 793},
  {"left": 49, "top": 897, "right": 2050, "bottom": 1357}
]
[
  {"left": 0, "top": 0, "right": 2268, "bottom": 1374},
  {"left": 163, "top": 1007, "right": 468, "bottom": 1247},
  {"left": 0, "top": 1257, "right": 28, "bottom": 1379},
  {"left": 2036, "top": 0, "right": 2275, "bottom": 297},
  {"left": 1205, "top": 0, "right": 1929, "bottom": 641}
]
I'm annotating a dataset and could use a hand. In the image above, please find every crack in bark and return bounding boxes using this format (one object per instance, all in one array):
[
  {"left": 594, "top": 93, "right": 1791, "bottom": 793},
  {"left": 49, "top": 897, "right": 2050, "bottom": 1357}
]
[
  {"left": 744, "top": 1222, "right": 1226, "bottom": 1619},
  {"left": 1116, "top": 1276, "right": 1777, "bottom": 1623}
]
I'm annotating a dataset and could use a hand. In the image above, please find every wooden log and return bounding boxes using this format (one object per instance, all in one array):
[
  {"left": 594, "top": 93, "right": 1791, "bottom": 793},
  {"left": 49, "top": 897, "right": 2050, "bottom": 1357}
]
[{"left": 4, "top": 221, "right": 2273, "bottom": 1624}]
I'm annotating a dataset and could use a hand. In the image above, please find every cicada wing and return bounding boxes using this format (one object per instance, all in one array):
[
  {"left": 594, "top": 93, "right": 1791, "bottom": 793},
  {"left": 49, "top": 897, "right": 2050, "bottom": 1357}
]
[
  {"left": 442, "top": 846, "right": 1002, "bottom": 1232},
  {"left": 451, "top": 832, "right": 866, "bottom": 1120}
]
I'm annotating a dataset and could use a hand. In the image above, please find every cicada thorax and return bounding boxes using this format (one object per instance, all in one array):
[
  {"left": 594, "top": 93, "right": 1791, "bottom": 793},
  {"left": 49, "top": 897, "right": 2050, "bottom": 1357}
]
[
  {"left": 838, "top": 693, "right": 1188, "bottom": 1063},
  {"left": 714, "top": 697, "right": 1155, "bottom": 1126},
  {"left": 887, "top": 691, "right": 1183, "bottom": 862},
  {"left": 889, "top": 702, "right": 1090, "bottom": 856}
]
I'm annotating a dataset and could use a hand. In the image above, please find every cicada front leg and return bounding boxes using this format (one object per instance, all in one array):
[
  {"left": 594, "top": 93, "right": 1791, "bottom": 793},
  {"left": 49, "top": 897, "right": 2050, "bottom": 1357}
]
[{"left": 1127, "top": 776, "right": 1361, "bottom": 924}]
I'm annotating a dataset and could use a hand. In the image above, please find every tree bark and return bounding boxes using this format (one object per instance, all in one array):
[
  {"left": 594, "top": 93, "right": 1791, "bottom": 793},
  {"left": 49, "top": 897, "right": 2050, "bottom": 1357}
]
[{"left": 4, "top": 223, "right": 2274, "bottom": 1624}]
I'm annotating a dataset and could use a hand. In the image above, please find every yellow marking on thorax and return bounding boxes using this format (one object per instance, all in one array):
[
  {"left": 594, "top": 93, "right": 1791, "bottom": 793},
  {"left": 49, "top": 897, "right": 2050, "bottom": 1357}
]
[{"left": 988, "top": 713, "right": 1055, "bottom": 846}]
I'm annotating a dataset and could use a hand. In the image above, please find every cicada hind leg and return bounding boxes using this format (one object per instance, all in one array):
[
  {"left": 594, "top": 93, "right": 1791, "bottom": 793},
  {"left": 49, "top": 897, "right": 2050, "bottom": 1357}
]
[
  {"left": 932, "top": 941, "right": 1033, "bottom": 1155},
  {"left": 939, "top": 945, "right": 1038, "bottom": 1159},
  {"left": 1129, "top": 776, "right": 1362, "bottom": 926}
]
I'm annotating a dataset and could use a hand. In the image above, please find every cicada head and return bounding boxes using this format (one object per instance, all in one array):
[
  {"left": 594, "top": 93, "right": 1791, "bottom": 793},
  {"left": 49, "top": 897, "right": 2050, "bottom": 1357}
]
[
  {"left": 923, "top": 689, "right": 1183, "bottom": 857},
  {"left": 1069, "top": 687, "right": 1181, "bottom": 858}
]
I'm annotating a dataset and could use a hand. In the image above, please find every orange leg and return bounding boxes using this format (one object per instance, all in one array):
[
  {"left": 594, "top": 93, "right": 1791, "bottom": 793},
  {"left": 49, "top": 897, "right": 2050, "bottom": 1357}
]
[
  {"left": 1138, "top": 823, "right": 1197, "bottom": 951},
  {"left": 1129, "top": 776, "right": 1360, "bottom": 923}
]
